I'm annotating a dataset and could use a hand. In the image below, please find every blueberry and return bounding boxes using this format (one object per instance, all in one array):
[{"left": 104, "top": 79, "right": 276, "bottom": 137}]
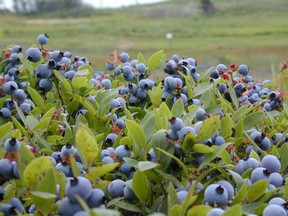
[
  {"left": 37, "top": 33, "right": 49, "bottom": 45},
  {"left": 178, "top": 126, "right": 196, "bottom": 142},
  {"left": 124, "top": 185, "right": 137, "bottom": 200},
  {"left": 2, "top": 81, "right": 18, "bottom": 95},
  {"left": 166, "top": 129, "right": 179, "bottom": 141},
  {"left": 102, "top": 156, "right": 114, "bottom": 164},
  {"left": 119, "top": 52, "right": 130, "bottom": 63},
  {"left": 0, "top": 204, "right": 14, "bottom": 216},
  {"left": 58, "top": 197, "right": 83, "bottom": 216},
  {"left": 108, "top": 179, "right": 125, "bottom": 198},
  {"left": 238, "top": 64, "right": 249, "bottom": 76},
  {"left": 186, "top": 57, "right": 197, "bottom": 67},
  {"left": 129, "top": 95, "right": 138, "bottom": 105},
  {"left": 20, "top": 102, "right": 32, "bottom": 114},
  {"left": 139, "top": 79, "right": 150, "bottom": 90},
  {"left": 12, "top": 44, "right": 22, "bottom": 53},
  {"left": 51, "top": 50, "right": 64, "bottom": 62},
  {"left": 86, "top": 188, "right": 105, "bottom": 208},
  {"left": 119, "top": 162, "right": 134, "bottom": 176},
  {"left": 4, "top": 138, "right": 21, "bottom": 153},
  {"left": 177, "top": 190, "right": 188, "bottom": 204},
  {"left": 262, "top": 155, "right": 281, "bottom": 173},
  {"left": 268, "top": 172, "right": 284, "bottom": 187},
  {"left": 250, "top": 167, "right": 270, "bottom": 183},
  {"left": 64, "top": 51, "right": 72, "bottom": 58},
  {"left": 109, "top": 98, "right": 121, "bottom": 111},
  {"left": 136, "top": 63, "right": 147, "bottom": 74},
  {"left": 65, "top": 176, "right": 93, "bottom": 203},
  {"left": 204, "top": 184, "right": 228, "bottom": 206},
  {"left": 26, "top": 47, "right": 42, "bottom": 62},
  {"left": 116, "top": 119, "right": 126, "bottom": 129},
  {"left": 216, "top": 64, "right": 227, "bottom": 74},
  {"left": 185, "top": 180, "right": 204, "bottom": 193},
  {"left": 13, "top": 89, "right": 27, "bottom": 102},
  {"left": 8, "top": 197, "right": 24, "bottom": 213},
  {"left": 105, "top": 61, "right": 114, "bottom": 70},
  {"left": 164, "top": 60, "right": 177, "bottom": 75},
  {"left": 195, "top": 108, "right": 207, "bottom": 121},
  {"left": 39, "top": 78, "right": 53, "bottom": 92},
  {"left": 210, "top": 69, "right": 220, "bottom": 79},
  {"left": 136, "top": 88, "right": 147, "bottom": 99},
  {"left": 263, "top": 204, "right": 287, "bottom": 216},
  {"left": 61, "top": 144, "right": 76, "bottom": 159},
  {"left": 216, "top": 180, "right": 235, "bottom": 201},
  {"left": 268, "top": 197, "right": 286, "bottom": 206},
  {"left": 0, "top": 158, "right": 14, "bottom": 179},
  {"left": 106, "top": 133, "right": 118, "bottom": 147},
  {"left": 35, "top": 63, "right": 52, "bottom": 79},
  {"left": 128, "top": 83, "right": 138, "bottom": 95},
  {"left": 64, "top": 70, "right": 76, "bottom": 80},
  {"left": 52, "top": 151, "right": 62, "bottom": 163},
  {"left": 0, "top": 186, "right": 4, "bottom": 201},
  {"left": 163, "top": 77, "right": 177, "bottom": 91},
  {"left": 243, "top": 158, "right": 261, "bottom": 170},
  {"left": 212, "top": 136, "right": 226, "bottom": 146},
  {"left": 0, "top": 107, "right": 12, "bottom": 119},
  {"left": 101, "top": 78, "right": 112, "bottom": 90},
  {"left": 56, "top": 162, "right": 71, "bottom": 177},
  {"left": 119, "top": 86, "right": 129, "bottom": 95},
  {"left": 169, "top": 117, "right": 184, "bottom": 132},
  {"left": 207, "top": 208, "right": 225, "bottom": 216},
  {"left": 115, "top": 145, "right": 131, "bottom": 160}
]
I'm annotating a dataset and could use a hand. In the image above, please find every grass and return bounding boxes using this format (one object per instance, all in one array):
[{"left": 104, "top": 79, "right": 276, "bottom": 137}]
[{"left": 1, "top": 0, "right": 288, "bottom": 79}]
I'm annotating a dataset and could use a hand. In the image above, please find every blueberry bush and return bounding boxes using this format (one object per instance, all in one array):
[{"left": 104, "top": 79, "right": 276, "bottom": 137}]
[{"left": 1, "top": 34, "right": 288, "bottom": 216}]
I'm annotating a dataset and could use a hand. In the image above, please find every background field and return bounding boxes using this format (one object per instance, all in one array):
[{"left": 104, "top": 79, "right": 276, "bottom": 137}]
[{"left": 1, "top": 0, "right": 288, "bottom": 80}]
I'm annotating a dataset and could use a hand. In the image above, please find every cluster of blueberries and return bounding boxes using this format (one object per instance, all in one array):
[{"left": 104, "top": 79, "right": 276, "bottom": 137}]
[{"left": 0, "top": 33, "right": 287, "bottom": 216}]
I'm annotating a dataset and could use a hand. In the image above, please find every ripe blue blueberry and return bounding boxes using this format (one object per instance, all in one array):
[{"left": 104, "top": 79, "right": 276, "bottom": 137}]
[
  {"left": 195, "top": 108, "right": 207, "bottom": 121},
  {"left": 37, "top": 33, "right": 49, "bottom": 45},
  {"left": 169, "top": 117, "right": 184, "bottom": 132},
  {"left": 119, "top": 52, "right": 130, "bottom": 63},
  {"left": 86, "top": 188, "right": 105, "bottom": 208},
  {"left": 207, "top": 208, "right": 225, "bottom": 216},
  {"left": 250, "top": 167, "right": 270, "bottom": 183},
  {"left": 115, "top": 145, "right": 131, "bottom": 160},
  {"left": 262, "top": 155, "right": 281, "bottom": 173},
  {"left": 204, "top": 184, "right": 228, "bottom": 206},
  {"left": 2, "top": 81, "right": 18, "bottom": 95},
  {"left": 58, "top": 197, "right": 83, "bottom": 216},
  {"left": 0, "top": 107, "right": 12, "bottom": 119},
  {"left": 216, "top": 180, "right": 235, "bottom": 201},
  {"left": 238, "top": 64, "right": 249, "bottom": 76},
  {"left": 26, "top": 47, "right": 42, "bottom": 62},
  {"left": 177, "top": 190, "right": 188, "bottom": 204},
  {"left": 65, "top": 176, "right": 93, "bottom": 203},
  {"left": 124, "top": 185, "right": 137, "bottom": 200},
  {"left": 39, "top": 78, "right": 53, "bottom": 92},
  {"left": 4, "top": 138, "right": 21, "bottom": 153},
  {"left": 108, "top": 179, "right": 125, "bottom": 198},
  {"left": 263, "top": 204, "right": 287, "bottom": 216}
]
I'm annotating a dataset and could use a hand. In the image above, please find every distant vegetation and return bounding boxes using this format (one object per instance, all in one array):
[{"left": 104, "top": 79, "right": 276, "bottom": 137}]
[{"left": 1, "top": 0, "right": 288, "bottom": 79}]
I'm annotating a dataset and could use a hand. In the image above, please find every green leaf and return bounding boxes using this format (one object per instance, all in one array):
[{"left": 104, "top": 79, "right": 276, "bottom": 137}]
[
  {"left": 87, "top": 163, "right": 119, "bottom": 181},
  {"left": 72, "top": 76, "right": 88, "bottom": 89},
  {"left": 18, "top": 53, "right": 36, "bottom": 87},
  {"left": 147, "top": 49, "right": 165, "bottom": 75},
  {"left": 17, "top": 143, "right": 35, "bottom": 183},
  {"left": 133, "top": 170, "right": 149, "bottom": 203},
  {"left": 222, "top": 204, "right": 242, "bottom": 216},
  {"left": 182, "top": 131, "right": 197, "bottom": 153},
  {"left": 168, "top": 183, "right": 179, "bottom": 208},
  {"left": 69, "top": 156, "right": 82, "bottom": 177},
  {"left": 27, "top": 86, "right": 46, "bottom": 113},
  {"left": 198, "top": 143, "right": 231, "bottom": 170},
  {"left": 197, "top": 115, "right": 221, "bottom": 142},
  {"left": 192, "top": 144, "right": 213, "bottom": 154},
  {"left": 242, "top": 203, "right": 267, "bottom": 216},
  {"left": 0, "top": 122, "right": 13, "bottom": 139},
  {"left": 232, "top": 180, "right": 248, "bottom": 205},
  {"left": 141, "top": 111, "right": 156, "bottom": 142},
  {"left": 159, "top": 102, "right": 173, "bottom": 120},
  {"left": 23, "top": 156, "right": 54, "bottom": 189},
  {"left": 137, "top": 161, "right": 159, "bottom": 172},
  {"left": 30, "top": 191, "right": 56, "bottom": 215},
  {"left": 126, "top": 119, "right": 147, "bottom": 159},
  {"left": 108, "top": 198, "right": 142, "bottom": 213},
  {"left": 171, "top": 99, "right": 184, "bottom": 117},
  {"left": 235, "top": 119, "right": 244, "bottom": 138},
  {"left": 11, "top": 116, "right": 28, "bottom": 137},
  {"left": 279, "top": 143, "right": 288, "bottom": 171},
  {"left": 37, "top": 167, "right": 57, "bottom": 194},
  {"left": 156, "top": 147, "right": 189, "bottom": 178},
  {"left": 247, "top": 179, "right": 268, "bottom": 203},
  {"left": 220, "top": 114, "right": 234, "bottom": 139},
  {"left": 138, "top": 52, "right": 147, "bottom": 64},
  {"left": 75, "top": 123, "right": 99, "bottom": 169},
  {"left": 91, "top": 208, "right": 121, "bottom": 216},
  {"left": 187, "top": 205, "right": 211, "bottom": 216},
  {"left": 194, "top": 83, "right": 213, "bottom": 97},
  {"left": 228, "top": 85, "right": 239, "bottom": 109},
  {"left": 59, "top": 79, "right": 73, "bottom": 103},
  {"left": 76, "top": 64, "right": 93, "bottom": 80},
  {"left": 243, "top": 111, "right": 264, "bottom": 130},
  {"left": 228, "top": 170, "right": 244, "bottom": 190}
]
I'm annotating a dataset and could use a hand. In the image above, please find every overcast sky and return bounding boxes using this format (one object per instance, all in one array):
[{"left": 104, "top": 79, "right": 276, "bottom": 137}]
[{"left": 2, "top": 0, "right": 166, "bottom": 10}]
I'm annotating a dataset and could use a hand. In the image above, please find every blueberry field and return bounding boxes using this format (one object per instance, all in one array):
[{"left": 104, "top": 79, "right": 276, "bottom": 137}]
[{"left": 1, "top": 31, "right": 288, "bottom": 216}]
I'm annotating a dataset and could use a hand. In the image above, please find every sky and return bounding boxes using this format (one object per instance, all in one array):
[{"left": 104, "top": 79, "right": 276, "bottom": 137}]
[{"left": 2, "top": 0, "right": 167, "bottom": 10}]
